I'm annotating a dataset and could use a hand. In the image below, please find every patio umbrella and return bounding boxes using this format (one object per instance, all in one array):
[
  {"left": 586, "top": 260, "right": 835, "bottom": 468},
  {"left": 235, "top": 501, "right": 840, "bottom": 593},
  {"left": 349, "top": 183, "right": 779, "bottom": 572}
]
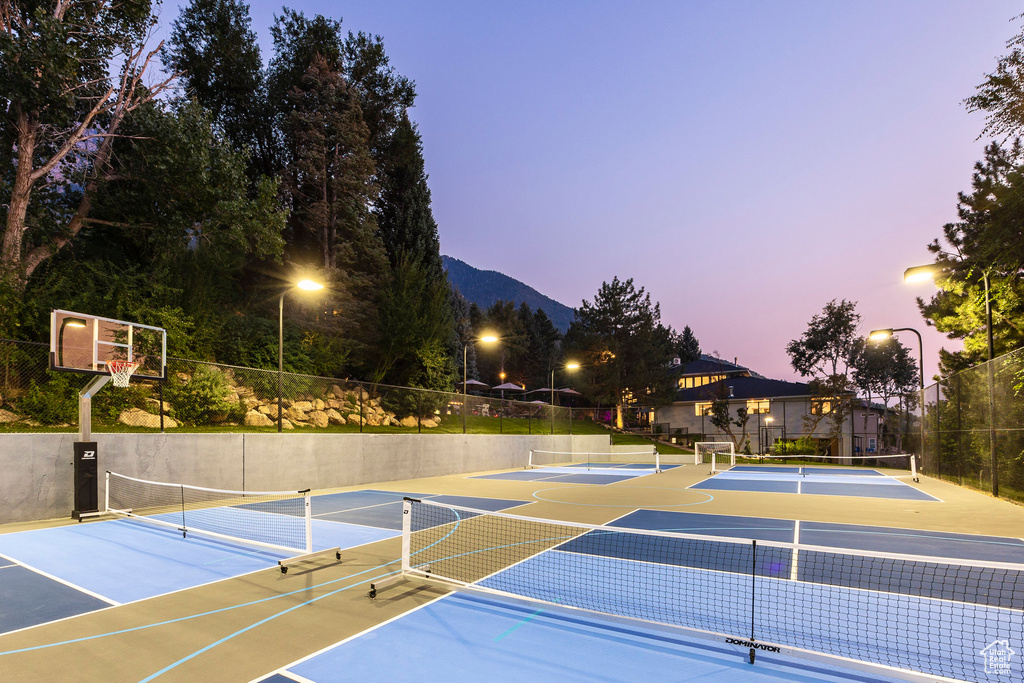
[
  {"left": 492, "top": 382, "right": 525, "bottom": 392},
  {"left": 456, "top": 379, "right": 490, "bottom": 391}
]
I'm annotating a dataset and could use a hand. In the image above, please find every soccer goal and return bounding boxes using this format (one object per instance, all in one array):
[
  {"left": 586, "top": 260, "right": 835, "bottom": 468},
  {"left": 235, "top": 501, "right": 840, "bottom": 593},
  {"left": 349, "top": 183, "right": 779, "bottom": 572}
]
[{"left": 696, "top": 442, "right": 736, "bottom": 473}]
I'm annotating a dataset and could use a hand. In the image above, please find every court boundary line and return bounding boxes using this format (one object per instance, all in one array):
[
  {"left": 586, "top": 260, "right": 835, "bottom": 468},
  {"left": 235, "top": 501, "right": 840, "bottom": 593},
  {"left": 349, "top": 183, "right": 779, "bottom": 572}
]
[{"left": 0, "top": 551, "right": 119, "bottom": 606}]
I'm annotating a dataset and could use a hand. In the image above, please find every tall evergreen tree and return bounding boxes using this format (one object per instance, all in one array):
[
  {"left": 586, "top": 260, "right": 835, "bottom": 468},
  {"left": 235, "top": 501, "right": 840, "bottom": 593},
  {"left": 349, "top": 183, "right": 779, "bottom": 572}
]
[
  {"left": 918, "top": 141, "right": 1024, "bottom": 373},
  {"left": 675, "top": 325, "right": 701, "bottom": 363},
  {"left": 280, "top": 53, "right": 387, "bottom": 366},
  {"left": 376, "top": 112, "right": 444, "bottom": 282},
  {"left": 565, "top": 277, "right": 676, "bottom": 409}
]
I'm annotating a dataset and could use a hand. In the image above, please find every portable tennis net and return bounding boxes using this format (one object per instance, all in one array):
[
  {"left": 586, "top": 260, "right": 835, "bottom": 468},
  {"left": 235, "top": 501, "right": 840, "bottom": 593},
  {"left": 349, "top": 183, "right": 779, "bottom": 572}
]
[
  {"left": 712, "top": 453, "right": 918, "bottom": 480},
  {"left": 105, "top": 471, "right": 339, "bottom": 572},
  {"left": 373, "top": 497, "right": 1023, "bottom": 682},
  {"left": 528, "top": 449, "right": 660, "bottom": 471}
]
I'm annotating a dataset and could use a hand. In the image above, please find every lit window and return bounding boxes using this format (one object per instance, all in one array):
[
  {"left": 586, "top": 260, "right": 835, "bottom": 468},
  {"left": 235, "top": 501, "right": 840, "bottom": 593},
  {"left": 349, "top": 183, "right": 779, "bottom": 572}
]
[
  {"left": 746, "top": 399, "right": 769, "bottom": 414},
  {"left": 811, "top": 399, "right": 833, "bottom": 415},
  {"left": 695, "top": 402, "right": 713, "bottom": 416}
]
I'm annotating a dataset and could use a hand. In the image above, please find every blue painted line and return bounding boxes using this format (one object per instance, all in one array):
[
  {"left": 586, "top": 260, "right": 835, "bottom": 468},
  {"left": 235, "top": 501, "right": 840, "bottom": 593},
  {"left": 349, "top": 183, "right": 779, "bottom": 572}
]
[{"left": 492, "top": 606, "right": 547, "bottom": 641}]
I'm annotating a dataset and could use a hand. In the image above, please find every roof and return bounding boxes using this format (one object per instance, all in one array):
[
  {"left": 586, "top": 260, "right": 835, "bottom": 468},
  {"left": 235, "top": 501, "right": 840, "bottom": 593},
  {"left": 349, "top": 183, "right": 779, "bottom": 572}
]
[
  {"left": 674, "top": 376, "right": 811, "bottom": 402},
  {"left": 672, "top": 354, "right": 763, "bottom": 378}
]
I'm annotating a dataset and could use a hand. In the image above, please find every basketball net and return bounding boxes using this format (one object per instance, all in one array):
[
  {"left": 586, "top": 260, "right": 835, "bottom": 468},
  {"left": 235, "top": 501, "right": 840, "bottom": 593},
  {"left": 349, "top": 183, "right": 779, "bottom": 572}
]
[{"left": 107, "top": 360, "right": 141, "bottom": 388}]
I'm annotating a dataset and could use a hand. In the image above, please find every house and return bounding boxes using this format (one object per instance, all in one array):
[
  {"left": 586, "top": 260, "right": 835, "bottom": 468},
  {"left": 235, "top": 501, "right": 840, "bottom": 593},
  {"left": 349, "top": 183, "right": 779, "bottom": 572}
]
[{"left": 656, "top": 355, "right": 890, "bottom": 458}]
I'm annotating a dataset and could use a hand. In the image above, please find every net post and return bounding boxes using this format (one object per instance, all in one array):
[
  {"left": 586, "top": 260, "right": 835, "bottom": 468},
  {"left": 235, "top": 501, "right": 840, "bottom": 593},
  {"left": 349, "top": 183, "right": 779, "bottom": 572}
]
[
  {"left": 527, "top": 449, "right": 534, "bottom": 469},
  {"left": 401, "top": 497, "right": 413, "bottom": 573},
  {"left": 911, "top": 454, "right": 918, "bottom": 482},
  {"left": 304, "top": 490, "right": 313, "bottom": 554},
  {"left": 104, "top": 471, "right": 110, "bottom": 515},
  {"left": 654, "top": 448, "right": 661, "bottom": 473}
]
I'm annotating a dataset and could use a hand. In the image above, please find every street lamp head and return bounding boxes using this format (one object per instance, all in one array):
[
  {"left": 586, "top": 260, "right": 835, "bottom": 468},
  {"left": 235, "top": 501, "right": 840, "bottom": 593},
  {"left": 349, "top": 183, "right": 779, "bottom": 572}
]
[
  {"left": 64, "top": 317, "right": 87, "bottom": 328},
  {"left": 868, "top": 329, "right": 894, "bottom": 342},
  {"left": 765, "top": 416, "right": 774, "bottom": 423},
  {"left": 296, "top": 279, "right": 325, "bottom": 291},
  {"left": 565, "top": 362, "right": 581, "bottom": 371},
  {"left": 903, "top": 264, "right": 940, "bottom": 284},
  {"left": 478, "top": 334, "right": 499, "bottom": 344}
]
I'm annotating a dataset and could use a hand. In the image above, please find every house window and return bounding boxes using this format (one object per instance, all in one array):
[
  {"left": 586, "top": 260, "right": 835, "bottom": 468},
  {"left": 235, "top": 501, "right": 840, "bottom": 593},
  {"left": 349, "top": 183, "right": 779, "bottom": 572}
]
[
  {"left": 811, "top": 399, "right": 834, "bottom": 415},
  {"left": 746, "top": 399, "right": 769, "bottom": 414},
  {"left": 695, "top": 402, "right": 713, "bottom": 416},
  {"left": 678, "top": 374, "right": 726, "bottom": 389}
]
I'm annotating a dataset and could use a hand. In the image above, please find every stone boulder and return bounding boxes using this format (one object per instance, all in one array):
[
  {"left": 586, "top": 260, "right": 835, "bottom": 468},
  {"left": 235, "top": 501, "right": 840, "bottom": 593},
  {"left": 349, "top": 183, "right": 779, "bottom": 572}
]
[
  {"left": 366, "top": 412, "right": 381, "bottom": 427},
  {"left": 326, "top": 409, "right": 345, "bottom": 425},
  {"left": 258, "top": 404, "right": 275, "bottom": 415},
  {"left": 281, "top": 418, "right": 294, "bottom": 430},
  {"left": 0, "top": 408, "right": 21, "bottom": 423},
  {"left": 399, "top": 416, "right": 418, "bottom": 428},
  {"left": 145, "top": 398, "right": 171, "bottom": 413},
  {"left": 244, "top": 410, "right": 274, "bottom": 427},
  {"left": 286, "top": 405, "right": 308, "bottom": 422},
  {"left": 313, "top": 398, "right": 326, "bottom": 411},
  {"left": 292, "top": 400, "right": 314, "bottom": 412},
  {"left": 347, "top": 414, "right": 365, "bottom": 426},
  {"left": 118, "top": 408, "right": 178, "bottom": 429},
  {"left": 309, "top": 410, "right": 329, "bottom": 428},
  {"left": 421, "top": 417, "right": 440, "bottom": 429}
]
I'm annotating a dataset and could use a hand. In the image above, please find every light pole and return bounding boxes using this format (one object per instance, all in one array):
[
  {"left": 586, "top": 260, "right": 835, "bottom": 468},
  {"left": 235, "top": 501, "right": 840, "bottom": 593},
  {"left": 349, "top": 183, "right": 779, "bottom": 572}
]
[
  {"left": 905, "top": 263, "right": 998, "bottom": 496},
  {"left": 550, "top": 362, "right": 580, "bottom": 434},
  {"left": 279, "top": 278, "right": 325, "bottom": 433},
  {"left": 764, "top": 416, "right": 774, "bottom": 456},
  {"left": 463, "top": 334, "right": 498, "bottom": 434},
  {"left": 869, "top": 327, "right": 924, "bottom": 474}
]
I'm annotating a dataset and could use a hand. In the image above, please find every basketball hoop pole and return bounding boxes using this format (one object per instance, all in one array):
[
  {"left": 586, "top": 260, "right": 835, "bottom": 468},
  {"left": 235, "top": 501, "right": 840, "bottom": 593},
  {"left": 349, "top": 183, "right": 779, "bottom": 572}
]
[{"left": 79, "top": 375, "right": 110, "bottom": 442}]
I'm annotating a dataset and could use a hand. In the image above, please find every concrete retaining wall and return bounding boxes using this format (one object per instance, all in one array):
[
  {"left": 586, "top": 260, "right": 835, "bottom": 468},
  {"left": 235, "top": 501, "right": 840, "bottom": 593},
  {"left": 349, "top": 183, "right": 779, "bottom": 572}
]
[{"left": 0, "top": 433, "right": 611, "bottom": 524}]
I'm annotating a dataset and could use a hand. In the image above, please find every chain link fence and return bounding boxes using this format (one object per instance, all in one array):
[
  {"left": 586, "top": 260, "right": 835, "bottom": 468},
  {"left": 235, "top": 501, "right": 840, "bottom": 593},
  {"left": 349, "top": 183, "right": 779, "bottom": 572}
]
[
  {"left": 922, "top": 346, "right": 1024, "bottom": 503},
  {"left": 0, "top": 339, "right": 599, "bottom": 436}
]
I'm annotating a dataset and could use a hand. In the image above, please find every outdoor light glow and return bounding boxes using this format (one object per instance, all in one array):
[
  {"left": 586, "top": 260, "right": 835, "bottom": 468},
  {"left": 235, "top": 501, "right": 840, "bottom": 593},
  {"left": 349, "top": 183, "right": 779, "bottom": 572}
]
[
  {"left": 565, "top": 362, "right": 581, "bottom": 370},
  {"left": 479, "top": 335, "right": 498, "bottom": 343},
  {"left": 868, "top": 329, "right": 893, "bottom": 342},
  {"left": 903, "top": 265, "right": 939, "bottom": 284},
  {"left": 296, "top": 279, "right": 324, "bottom": 291},
  {"left": 65, "top": 318, "right": 87, "bottom": 328}
]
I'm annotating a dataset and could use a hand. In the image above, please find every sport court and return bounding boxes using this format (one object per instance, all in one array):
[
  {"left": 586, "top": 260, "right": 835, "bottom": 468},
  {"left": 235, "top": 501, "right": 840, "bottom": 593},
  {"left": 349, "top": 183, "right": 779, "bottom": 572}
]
[{"left": 1, "top": 451, "right": 1022, "bottom": 683}]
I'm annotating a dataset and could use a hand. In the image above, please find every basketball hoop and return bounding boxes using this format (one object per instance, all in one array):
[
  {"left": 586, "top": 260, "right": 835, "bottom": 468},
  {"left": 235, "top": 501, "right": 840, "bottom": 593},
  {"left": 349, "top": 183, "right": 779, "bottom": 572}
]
[{"left": 107, "top": 360, "right": 141, "bottom": 388}]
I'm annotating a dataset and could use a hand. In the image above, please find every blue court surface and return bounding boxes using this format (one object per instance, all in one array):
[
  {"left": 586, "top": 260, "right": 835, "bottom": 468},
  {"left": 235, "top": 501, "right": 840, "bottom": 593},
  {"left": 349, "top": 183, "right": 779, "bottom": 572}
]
[
  {"left": 0, "top": 490, "right": 527, "bottom": 635},
  {"left": 474, "top": 463, "right": 668, "bottom": 485},
  {"left": 310, "top": 489, "right": 530, "bottom": 530},
  {"left": 257, "top": 506, "right": 1024, "bottom": 683},
  {"left": 263, "top": 592, "right": 903, "bottom": 683},
  {"left": 692, "top": 467, "right": 940, "bottom": 501},
  {"left": 608, "top": 509, "right": 1024, "bottom": 563}
]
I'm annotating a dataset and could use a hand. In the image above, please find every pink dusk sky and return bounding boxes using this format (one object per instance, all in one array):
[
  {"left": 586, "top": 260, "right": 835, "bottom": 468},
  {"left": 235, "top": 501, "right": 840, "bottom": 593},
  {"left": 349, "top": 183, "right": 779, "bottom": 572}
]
[{"left": 165, "top": 0, "right": 1020, "bottom": 382}]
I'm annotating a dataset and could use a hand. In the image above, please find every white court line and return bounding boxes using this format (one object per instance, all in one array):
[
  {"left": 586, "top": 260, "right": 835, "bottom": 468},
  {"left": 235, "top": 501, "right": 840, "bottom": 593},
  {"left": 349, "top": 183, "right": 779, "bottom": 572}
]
[
  {"left": 311, "top": 493, "right": 440, "bottom": 519},
  {"left": 797, "top": 479, "right": 802, "bottom": 495},
  {"left": 0, "top": 551, "right": 119, "bottom": 606},
  {"left": 250, "top": 593, "right": 450, "bottom": 683}
]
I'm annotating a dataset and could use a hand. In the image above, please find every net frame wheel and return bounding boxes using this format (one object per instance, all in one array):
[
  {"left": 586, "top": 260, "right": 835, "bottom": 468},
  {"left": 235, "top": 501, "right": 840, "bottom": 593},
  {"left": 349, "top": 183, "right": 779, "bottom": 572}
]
[{"left": 281, "top": 566, "right": 288, "bottom": 574}]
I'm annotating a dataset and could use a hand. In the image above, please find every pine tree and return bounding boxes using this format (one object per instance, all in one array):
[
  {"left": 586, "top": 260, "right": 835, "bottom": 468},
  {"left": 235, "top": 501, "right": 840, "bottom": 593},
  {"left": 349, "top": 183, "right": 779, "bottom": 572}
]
[{"left": 376, "top": 112, "right": 444, "bottom": 283}]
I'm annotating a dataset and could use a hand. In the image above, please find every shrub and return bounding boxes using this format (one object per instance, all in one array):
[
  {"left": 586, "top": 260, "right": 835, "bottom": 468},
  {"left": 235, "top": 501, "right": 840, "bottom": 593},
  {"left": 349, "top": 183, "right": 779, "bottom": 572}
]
[
  {"left": 18, "top": 374, "right": 79, "bottom": 425},
  {"left": 165, "top": 366, "right": 244, "bottom": 425}
]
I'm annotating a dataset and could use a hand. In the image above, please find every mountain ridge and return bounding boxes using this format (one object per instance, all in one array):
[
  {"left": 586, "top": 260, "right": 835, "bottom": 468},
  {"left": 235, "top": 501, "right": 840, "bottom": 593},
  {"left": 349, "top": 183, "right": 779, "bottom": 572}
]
[{"left": 442, "top": 255, "right": 575, "bottom": 332}]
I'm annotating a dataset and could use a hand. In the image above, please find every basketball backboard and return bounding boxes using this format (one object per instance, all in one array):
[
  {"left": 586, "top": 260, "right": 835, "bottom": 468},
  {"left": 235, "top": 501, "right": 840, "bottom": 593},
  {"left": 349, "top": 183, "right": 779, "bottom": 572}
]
[{"left": 49, "top": 310, "right": 166, "bottom": 380}]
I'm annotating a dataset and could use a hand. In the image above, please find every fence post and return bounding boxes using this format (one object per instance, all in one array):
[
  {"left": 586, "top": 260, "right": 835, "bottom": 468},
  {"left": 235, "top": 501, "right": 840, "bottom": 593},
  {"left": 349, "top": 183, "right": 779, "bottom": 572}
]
[
  {"left": 159, "top": 380, "right": 165, "bottom": 433},
  {"left": 417, "top": 390, "right": 422, "bottom": 434}
]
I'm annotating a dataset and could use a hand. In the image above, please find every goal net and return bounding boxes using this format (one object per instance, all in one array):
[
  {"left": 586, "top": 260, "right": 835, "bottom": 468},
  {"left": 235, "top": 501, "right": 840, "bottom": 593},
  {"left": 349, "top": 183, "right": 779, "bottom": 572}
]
[{"left": 696, "top": 442, "right": 735, "bottom": 473}]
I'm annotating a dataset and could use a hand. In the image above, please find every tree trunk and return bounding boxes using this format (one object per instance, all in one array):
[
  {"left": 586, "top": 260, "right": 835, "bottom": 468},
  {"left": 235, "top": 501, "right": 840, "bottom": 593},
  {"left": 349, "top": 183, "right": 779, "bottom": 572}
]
[{"left": 2, "top": 107, "right": 36, "bottom": 286}]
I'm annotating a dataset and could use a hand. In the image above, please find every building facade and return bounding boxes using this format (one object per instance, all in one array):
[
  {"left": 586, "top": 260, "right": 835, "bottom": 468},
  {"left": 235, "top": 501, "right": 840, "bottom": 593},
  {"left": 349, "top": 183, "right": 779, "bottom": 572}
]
[{"left": 656, "top": 356, "right": 889, "bottom": 458}]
